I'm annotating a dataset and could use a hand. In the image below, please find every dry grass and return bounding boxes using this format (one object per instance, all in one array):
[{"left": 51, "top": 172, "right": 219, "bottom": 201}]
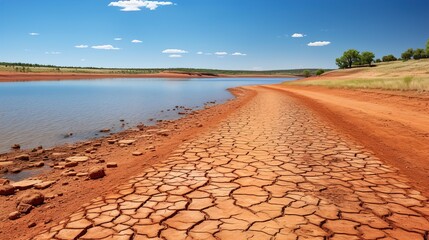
[{"left": 287, "top": 59, "right": 429, "bottom": 91}]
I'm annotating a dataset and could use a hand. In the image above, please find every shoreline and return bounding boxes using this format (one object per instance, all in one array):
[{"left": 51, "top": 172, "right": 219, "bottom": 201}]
[
  {"left": 0, "top": 86, "right": 256, "bottom": 240},
  {"left": 0, "top": 71, "right": 297, "bottom": 82}
]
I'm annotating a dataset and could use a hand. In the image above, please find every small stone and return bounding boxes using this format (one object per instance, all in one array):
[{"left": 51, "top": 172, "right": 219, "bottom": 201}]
[
  {"left": 197, "top": 123, "right": 203, "bottom": 127},
  {"left": 65, "top": 161, "right": 78, "bottom": 168},
  {"left": 93, "top": 142, "right": 102, "bottom": 147},
  {"left": 132, "top": 151, "right": 143, "bottom": 156},
  {"left": 34, "top": 181, "right": 55, "bottom": 190},
  {"left": 107, "top": 139, "right": 117, "bottom": 144},
  {"left": 62, "top": 170, "right": 77, "bottom": 176},
  {"left": 0, "top": 185, "right": 16, "bottom": 196},
  {"left": 15, "top": 154, "right": 30, "bottom": 161},
  {"left": 66, "top": 156, "right": 89, "bottom": 163},
  {"left": 12, "top": 179, "right": 43, "bottom": 190},
  {"left": 0, "top": 178, "right": 10, "bottom": 185},
  {"left": 77, "top": 172, "right": 88, "bottom": 177},
  {"left": 106, "top": 162, "right": 118, "bottom": 168},
  {"left": 18, "top": 191, "right": 44, "bottom": 206},
  {"left": 100, "top": 128, "right": 110, "bottom": 133},
  {"left": 118, "top": 140, "right": 136, "bottom": 145},
  {"left": 8, "top": 211, "right": 21, "bottom": 220},
  {"left": 88, "top": 167, "right": 105, "bottom": 179},
  {"left": 17, "top": 203, "right": 33, "bottom": 214},
  {"left": 11, "top": 144, "right": 21, "bottom": 150},
  {"left": 28, "top": 222, "right": 37, "bottom": 228},
  {"left": 34, "top": 161, "right": 44, "bottom": 167}
]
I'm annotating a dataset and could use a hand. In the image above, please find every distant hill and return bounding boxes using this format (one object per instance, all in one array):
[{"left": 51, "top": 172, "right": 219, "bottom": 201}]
[{"left": 0, "top": 62, "right": 331, "bottom": 77}]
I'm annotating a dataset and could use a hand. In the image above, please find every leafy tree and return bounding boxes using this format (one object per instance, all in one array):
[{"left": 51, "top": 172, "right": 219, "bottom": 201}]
[
  {"left": 316, "top": 69, "right": 325, "bottom": 76},
  {"left": 343, "top": 49, "right": 360, "bottom": 68},
  {"left": 413, "top": 48, "right": 425, "bottom": 60},
  {"left": 401, "top": 48, "right": 414, "bottom": 61},
  {"left": 336, "top": 56, "right": 348, "bottom": 69},
  {"left": 382, "top": 54, "right": 397, "bottom": 62},
  {"left": 360, "top": 51, "right": 375, "bottom": 66},
  {"left": 375, "top": 59, "right": 381, "bottom": 63},
  {"left": 303, "top": 70, "right": 311, "bottom": 78},
  {"left": 426, "top": 39, "right": 429, "bottom": 56}
]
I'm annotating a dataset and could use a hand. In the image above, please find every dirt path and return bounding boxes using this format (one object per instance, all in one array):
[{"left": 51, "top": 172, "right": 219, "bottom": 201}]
[
  {"left": 29, "top": 86, "right": 429, "bottom": 239},
  {"left": 266, "top": 85, "right": 429, "bottom": 197}
]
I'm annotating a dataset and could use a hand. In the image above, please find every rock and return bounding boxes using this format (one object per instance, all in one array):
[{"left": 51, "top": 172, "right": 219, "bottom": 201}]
[
  {"left": 15, "top": 154, "right": 30, "bottom": 161},
  {"left": 65, "top": 161, "right": 78, "bottom": 168},
  {"left": 132, "top": 151, "right": 143, "bottom": 156},
  {"left": 12, "top": 179, "right": 43, "bottom": 190},
  {"left": 34, "top": 181, "right": 55, "bottom": 190},
  {"left": 17, "top": 203, "right": 33, "bottom": 214},
  {"left": 0, "top": 161, "right": 14, "bottom": 167},
  {"left": 11, "top": 167, "right": 22, "bottom": 173},
  {"left": 62, "top": 170, "right": 77, "bottom": 176},
  {"left": 8, "top": 211, "right": 21, "bottom": 220},
  {"left": 11, "top": 144, "right": 21, "bottom": 150},
  {"left": 28, "top": 222, "right": 37, "bottom": 228},
  {"left": 197, "top": 123, "right": 203, "bottom": 127},
  {"left": 157, "top": 129, "right": 170, "bottom": 136},
  {"left": 19, "top": 192, "right": 44, "bottom": 206},
  {"left": 93, "top": 142, "right": 102, "bottom": 147},
  {"left": 0, "top": 178, "right": 10, "bottom": 185},
  {"left": 77, "top": 172, "right": 88, "bottom": 177},
  {"left": 0, "top": 185, "right": 16, "bottom": 195},
  {"left": 106, "top": 162, "right": 118, "bottom": 168},
  {"left": 107, "top": 139, "right": 118, "bottom": 144},
  {"left": 52, "top": 152, "right": 67, "bottom": 157},
  {"left": 99, "top": 128, "right": 110, "bottom": 133},
  {"left": 66, "top": 156, "right": 89, "bottom": 163},
  {"left": 118, "top": 140, "right": 136, "bottom": 145},
  {"left": 34, "top": 161, "right": 44, "bottom": 167},
  {"left": 88, "top": 167, "right": 105, "bottom": 179}
]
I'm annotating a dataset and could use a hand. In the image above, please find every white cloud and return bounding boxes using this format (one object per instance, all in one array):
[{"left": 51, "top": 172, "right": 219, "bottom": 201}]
[
  {"left": 162, "top": 49, "right": 188, "bottom": 54},
  {"left": 215, "top": 52, "right": 228, "bottom": 56},
  {"left": 29, "top": 32, "right": 39, "bottom": 36},
  {"left": 169, "top": 54, "right": 182, "bottom": 58},
  {"left": 75, "top": 45, "right": 89, "bottom": 49},
  {"left": 232, "top": 52, "right": 247, "bottom": 56},
  {"left": 291, "top": 33, "right": 305, "bottom": 38},
  {"left": 307, "top": 41, "right": 331, "bottom": 47},
  {"left": 114, "top": 38, "right": 122, "bottom": 41},
  {"left": 45, "top": 51, "right": 61, "bottom": 55},
  {"left": 196, "top": 51, "right": 203, "bottom": 55},
  {"left": 91, "top": 45, "right": 120, "bottom": 50},
  {"left": 108, "top": 0, "right": 173, "bottom": 11},
  {"left": 131, "top": 39, "right": 142, "bottom": 43}
]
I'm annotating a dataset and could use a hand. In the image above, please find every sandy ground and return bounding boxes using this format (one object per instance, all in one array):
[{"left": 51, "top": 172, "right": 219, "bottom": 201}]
[
  {"left": 267, "top": 85, "right": 429, "bottom": 196},
  {"left": 1, "top": 81, "right": 429, "bottom": 239},
  {"left": 0, "top": 72, "right": 295, "bottom": 82},
  {"left": 29, "top": 86, "right": 429, "bottom": 240}
]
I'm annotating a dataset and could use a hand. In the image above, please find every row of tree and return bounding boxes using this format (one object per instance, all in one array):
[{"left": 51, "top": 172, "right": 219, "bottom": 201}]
[{"left": 336, "top": 39, "right": 429, "bottom": 69}]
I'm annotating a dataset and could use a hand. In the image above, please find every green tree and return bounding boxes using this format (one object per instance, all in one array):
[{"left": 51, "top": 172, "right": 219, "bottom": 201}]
[
  {"left": 382, "top": 54, "right": 397, "bottom": 62},
  {"left": 303, "top": 70, "right": 311, "bottom": 78},
  {"left": 375, "top": 59, "right": 381, "bottom": 63},
  {"left": 413, "top": 48, "right": 425, "bottom": 60},
  {"left": 360, "top": 51, "right": 375, "bottom": 66},
  {"left": 343, "top": 49, "right": 360, "bottom": 68},
  {"left": 316, "top": 69, "right": 325, "bottom": 76},
  {"left": 426, "top": 39, "right": 429, "bottom": 56},
  {"left": 401, "top": 48, "right": 414, "bottom": 60},
  {"left": 335, "top": 56, "right": 348, "bottom": 69}
]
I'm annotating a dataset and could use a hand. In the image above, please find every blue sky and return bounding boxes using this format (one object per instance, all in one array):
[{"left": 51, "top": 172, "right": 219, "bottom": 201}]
[{"left": 0, "top": 0, "right": 428, "bottom": 70}]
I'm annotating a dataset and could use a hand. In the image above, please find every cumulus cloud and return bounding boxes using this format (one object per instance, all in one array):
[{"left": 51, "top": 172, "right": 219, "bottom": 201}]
[
  {"left": 91, "top": 45, "right": 120, "bottom": 50},
  {"left": 196, "top": 51, "right": 203, "bottom": 55},
  {"left": 45, "top": 51, "right": 61, "bottom": 55},
  {"left": 108, "top": 0, "right": 173, "bottom": 11},
  {"left": 307, "top": 41, "right": 331, "bottom": 47},
  {"left": 291, "top": 33, "right": 305, "bottom": 38},
  {"left": 231, "top": 52, "right": 247, "bottom": 56},
  {"left": 114, "top": 38, "right": 122, "bottom": 41},
  {"left": 131, "top": 39, "right": 142, "bottom": 43},
  {"left": 169, "top": 54, "right": 182, "bottom": 58},
  {"left": 29, "top": 32, "right": 40, "bottom": 36},
  {"left": 215, "top": 52, "right": 228, "bottom": 56},
  {"left": 162, "top": 49, "right": 188, "bottom": 54},
  {"left": 75, "top": 45, "right": 89, "bottom": 48}
]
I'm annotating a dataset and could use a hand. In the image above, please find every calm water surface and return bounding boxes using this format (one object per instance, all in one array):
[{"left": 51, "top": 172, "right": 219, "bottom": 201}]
[{"left": 0, "top": 78, "right": 294, "bottom": 153}]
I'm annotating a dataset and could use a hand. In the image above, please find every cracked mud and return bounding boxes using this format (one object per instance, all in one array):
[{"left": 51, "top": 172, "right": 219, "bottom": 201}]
[{"left": 33, "top": 87, "right": 429, "bottom": 240}]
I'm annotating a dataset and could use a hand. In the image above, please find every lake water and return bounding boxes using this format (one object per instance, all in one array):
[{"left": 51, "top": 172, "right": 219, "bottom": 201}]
[{"left": 0, "top": 78, "right": 294, "bottom": 153}]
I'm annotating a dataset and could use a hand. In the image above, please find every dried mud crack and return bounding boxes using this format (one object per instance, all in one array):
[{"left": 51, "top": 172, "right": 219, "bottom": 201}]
[{"left": 30, "top": 86, "right": 429, "bottom": 240}]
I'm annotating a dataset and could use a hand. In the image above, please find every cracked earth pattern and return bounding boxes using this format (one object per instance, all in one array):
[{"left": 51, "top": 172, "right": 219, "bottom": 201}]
[{"left": 33, "top": 87, "right": 429, "bottom": 240}]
